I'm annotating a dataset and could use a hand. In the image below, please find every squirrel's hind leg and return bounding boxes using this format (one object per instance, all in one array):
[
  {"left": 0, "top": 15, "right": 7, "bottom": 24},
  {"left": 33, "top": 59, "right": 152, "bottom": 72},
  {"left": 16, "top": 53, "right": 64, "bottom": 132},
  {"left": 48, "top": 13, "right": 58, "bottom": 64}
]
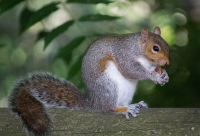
[{"left": 110, "top": 101, "right": 148, "bottom": 119}]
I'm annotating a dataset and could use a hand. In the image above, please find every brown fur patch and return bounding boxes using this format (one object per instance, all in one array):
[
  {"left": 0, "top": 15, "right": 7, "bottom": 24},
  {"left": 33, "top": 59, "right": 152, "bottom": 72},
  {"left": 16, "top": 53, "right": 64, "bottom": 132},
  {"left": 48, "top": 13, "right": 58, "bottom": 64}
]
[
  {"left": 110, "top": 106, "right": 128, "bottom": 113},
  {"left": 140, "top": 33, "right": 170, "bottom": 66},
  {"left": 31, "top": 79, "right": 86, "bottom": 107},
  {"left": 99, "top": 53, "right": 118, "bottom": 72},
  {"left": 15, "top": 87, "right": 49, "bottom": 135}
]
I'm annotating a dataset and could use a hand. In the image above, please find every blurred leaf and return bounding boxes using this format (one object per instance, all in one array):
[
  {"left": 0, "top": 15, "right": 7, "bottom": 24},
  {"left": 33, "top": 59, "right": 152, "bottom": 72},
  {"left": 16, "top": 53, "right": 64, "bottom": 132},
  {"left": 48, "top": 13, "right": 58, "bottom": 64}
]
[
  {"left": 66, "top": 0, "right": 114, "bottom": 4},
  {"left": 37, "top": 31, "right": 49, "bottom": 41},
  {"left": 20, "top": 2, "right": 59, "bottom": 33},
  {"left": 77, "top": 81, "right": 84, "bottom": 90},
  {"left": 44, "top": 20, "right": 74, "bottom": 49},
  {"left": 62, "top": 52, "right": 72, "bottom": 64},
  {"left": 54, "top": 51, "right": 72, "bottom": 65},
  {"left": 67, "top": 55, "right": 83, "bottom": 79},
  {"left": 0, "top": 0, "right": 24, "bottom": 15},
  {"left": 79, "top": 14, "right": 119, "bottom": 21},
  {"left": 55, "top": 36, "right": 86, "bottom": 58},
  {"left": 88, "top": 33, "right": 114, "bottom": 37},
  {"left": 19, "top": 8, "right": 34, "bottom": 34},
  {"left": 0, "top": 44, "right": 5, "bottom": 48}
]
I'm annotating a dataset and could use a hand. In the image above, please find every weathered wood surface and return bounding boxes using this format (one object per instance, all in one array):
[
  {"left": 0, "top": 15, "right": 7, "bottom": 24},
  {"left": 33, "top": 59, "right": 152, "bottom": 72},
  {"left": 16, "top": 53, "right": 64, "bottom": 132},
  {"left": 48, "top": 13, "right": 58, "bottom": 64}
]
[{"left": 0, "top": 108, "right": 200, "bottom": 136}]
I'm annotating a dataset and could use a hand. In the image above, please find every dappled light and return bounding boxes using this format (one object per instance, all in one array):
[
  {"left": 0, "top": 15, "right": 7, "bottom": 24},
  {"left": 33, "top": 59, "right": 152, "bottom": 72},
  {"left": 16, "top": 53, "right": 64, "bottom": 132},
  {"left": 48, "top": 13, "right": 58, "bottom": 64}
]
[
  {"left": 175, "top": 29, "right": 188, "bottom": 46},
  {"left": 172, "top": 12, "right": 187, "bottom": 25}
]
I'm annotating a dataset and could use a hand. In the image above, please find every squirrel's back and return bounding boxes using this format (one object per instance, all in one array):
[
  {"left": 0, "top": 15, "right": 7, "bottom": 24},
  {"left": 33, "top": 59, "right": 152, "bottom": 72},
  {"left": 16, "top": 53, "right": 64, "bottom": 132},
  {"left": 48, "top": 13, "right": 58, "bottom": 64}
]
[
  {"left": 8, "top": 72, "right": 88, "bottom": 136},
  {"left": 81, "top": 33, "right": 141, "bottom": 111}
]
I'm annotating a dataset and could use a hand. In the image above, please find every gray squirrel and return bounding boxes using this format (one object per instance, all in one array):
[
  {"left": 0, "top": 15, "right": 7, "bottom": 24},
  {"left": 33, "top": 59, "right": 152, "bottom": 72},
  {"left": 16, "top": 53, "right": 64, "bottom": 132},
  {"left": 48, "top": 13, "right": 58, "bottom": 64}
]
[{"left": 8, "top": 26, "right": 170, "bottom": 136}]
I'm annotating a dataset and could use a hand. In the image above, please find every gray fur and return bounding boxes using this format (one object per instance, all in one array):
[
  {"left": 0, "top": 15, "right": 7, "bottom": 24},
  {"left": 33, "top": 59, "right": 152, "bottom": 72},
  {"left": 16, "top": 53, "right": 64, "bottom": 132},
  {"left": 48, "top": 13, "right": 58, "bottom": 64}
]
[{"left": 82, "top": 32, "right": 169, "bottom": 111}]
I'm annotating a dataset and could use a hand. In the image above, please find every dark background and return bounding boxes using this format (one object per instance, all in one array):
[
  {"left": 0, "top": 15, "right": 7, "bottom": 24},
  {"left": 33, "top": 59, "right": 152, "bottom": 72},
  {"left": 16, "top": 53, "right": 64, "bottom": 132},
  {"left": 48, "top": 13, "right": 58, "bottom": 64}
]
[{"left": 0, "top": 0, "right": 199, "bottom": 108}]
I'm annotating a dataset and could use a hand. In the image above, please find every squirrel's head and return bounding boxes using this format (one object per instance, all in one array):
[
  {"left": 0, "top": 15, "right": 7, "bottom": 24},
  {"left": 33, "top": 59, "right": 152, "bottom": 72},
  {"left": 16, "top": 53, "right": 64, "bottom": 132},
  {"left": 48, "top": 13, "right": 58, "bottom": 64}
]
[{"left": 139, "top": 27, "right": 170, "bottom": 66}]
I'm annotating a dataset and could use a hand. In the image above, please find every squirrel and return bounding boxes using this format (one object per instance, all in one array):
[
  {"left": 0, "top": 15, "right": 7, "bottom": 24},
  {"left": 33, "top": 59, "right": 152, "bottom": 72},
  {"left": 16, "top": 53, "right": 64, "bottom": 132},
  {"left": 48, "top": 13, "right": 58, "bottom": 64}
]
[{"left": 8, "top": 26, "right": 170, "bottom": 136}]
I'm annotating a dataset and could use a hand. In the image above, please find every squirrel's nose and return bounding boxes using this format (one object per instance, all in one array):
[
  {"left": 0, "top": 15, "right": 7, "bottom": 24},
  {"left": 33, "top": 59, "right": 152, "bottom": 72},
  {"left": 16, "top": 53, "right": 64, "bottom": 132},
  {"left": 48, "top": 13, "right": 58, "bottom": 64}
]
[
  {"left": 165, "top": 60, "right": 170, "bottom": 65},
  {"left": 159, "top": 59, "right": 170, "bottom": 66}
]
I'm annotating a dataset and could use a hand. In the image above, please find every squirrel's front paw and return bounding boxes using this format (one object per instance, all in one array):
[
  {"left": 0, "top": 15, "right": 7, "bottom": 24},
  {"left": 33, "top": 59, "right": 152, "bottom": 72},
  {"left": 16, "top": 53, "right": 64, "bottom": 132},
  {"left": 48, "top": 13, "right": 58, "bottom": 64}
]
[
  {"left": 123, "top": 101, "right": 148, "bottom": 119},
  {"left": 153, "top": 69, "right": 169, "bottom": 86}
]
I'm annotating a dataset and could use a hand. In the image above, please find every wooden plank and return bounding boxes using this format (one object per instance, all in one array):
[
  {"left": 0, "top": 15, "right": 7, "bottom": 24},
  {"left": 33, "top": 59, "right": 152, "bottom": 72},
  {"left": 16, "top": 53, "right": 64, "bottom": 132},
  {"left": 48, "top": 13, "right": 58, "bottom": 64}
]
[{"left": 0, "top": 108, "right": 200, "bottom": 136}]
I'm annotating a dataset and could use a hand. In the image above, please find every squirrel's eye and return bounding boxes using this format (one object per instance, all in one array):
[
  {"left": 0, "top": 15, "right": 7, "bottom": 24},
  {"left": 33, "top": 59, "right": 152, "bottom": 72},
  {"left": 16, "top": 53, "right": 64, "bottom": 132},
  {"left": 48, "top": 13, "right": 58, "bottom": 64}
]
[{"left": 153, "top": 45, "right": 160, "bottom": 52}]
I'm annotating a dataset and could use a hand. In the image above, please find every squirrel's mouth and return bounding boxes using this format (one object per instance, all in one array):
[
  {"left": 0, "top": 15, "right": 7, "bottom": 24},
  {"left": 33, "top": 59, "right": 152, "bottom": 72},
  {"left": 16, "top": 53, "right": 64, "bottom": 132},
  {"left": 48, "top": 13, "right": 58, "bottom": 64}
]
[{"left": 151, "top": 58, "right": 170, "bottom": 66}]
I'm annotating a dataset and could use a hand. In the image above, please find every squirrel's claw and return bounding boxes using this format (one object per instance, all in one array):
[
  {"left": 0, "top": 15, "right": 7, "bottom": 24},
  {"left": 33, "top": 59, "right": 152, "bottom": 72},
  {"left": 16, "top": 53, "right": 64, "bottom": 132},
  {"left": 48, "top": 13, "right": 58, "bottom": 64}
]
[{"left": 123, "top": 101, "right": 148, "bottom": 119}]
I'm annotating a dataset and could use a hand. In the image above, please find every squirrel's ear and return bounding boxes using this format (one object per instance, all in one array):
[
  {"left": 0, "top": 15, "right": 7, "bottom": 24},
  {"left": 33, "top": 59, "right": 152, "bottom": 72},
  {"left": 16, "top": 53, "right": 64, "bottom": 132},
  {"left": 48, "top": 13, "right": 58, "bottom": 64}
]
[
  {"left": 141, "top": 27, "right": 149, "bottom": 44},
  {"left": 154, "top": 26, "right": 161, "bottom": 35}
]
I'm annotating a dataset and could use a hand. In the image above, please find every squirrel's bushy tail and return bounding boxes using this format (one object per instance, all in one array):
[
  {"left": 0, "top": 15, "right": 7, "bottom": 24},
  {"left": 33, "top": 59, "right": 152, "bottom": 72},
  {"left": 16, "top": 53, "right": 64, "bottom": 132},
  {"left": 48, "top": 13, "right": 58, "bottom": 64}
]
[
  {"left": 8, "top": 72, "right": 88, "bottom": 136},
  {"left": 9, "top": 82, "right": 51, "bottom": 136}
]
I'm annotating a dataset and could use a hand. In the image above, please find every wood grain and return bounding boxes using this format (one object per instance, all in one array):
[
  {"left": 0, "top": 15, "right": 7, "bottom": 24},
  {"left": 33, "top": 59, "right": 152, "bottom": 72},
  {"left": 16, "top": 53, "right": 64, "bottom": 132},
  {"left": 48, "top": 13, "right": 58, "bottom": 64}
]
[{"left": 0, "top": 108, "right": 200, "bottom": 136}]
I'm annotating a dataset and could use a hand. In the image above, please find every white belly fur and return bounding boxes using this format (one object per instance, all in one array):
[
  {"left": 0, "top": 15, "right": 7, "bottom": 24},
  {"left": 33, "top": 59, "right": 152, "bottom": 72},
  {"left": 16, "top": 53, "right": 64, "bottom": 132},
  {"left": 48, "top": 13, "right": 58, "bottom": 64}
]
[{"left": 105, "top": 61, "right": 138, "bottom": 106}]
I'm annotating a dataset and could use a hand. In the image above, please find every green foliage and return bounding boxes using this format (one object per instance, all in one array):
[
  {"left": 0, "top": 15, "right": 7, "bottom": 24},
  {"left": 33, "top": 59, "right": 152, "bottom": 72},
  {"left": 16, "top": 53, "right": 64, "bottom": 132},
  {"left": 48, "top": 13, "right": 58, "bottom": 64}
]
[
  {"left": 0, "top": 0, "right": 119, "bottom": 97},
  {"left": 19, "top": 8, "right": 34, "bottom": 33},
  {"left": 79, "top": 14, "right": 119, "bottom": 21},
  {"left": 6, "top": 0, "right": 118, "bottom": 81},
  {"left": 55, "top": 36, "right": 85, "bottom": 59},
  {"left": 44, "top": 20, "right": 74, "bottom": 49},
  {"left": 0, "top": 0, "right": 24, "bottom": 14},
  {"left": 67, "top": 55, "right": 83, "bottom": 80},
  {"left": 66, "top": 0, "right": 114, "bottom": 4},
  {"left": 20, "top": 2, "right": 59, "bottom": 33}
]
